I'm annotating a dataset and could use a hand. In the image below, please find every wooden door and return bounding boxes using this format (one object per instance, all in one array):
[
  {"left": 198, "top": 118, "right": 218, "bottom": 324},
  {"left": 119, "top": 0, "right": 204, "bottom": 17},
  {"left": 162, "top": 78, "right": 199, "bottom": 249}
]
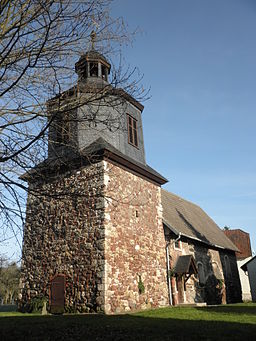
[
  {"left": 176, "top": 275, "right": 184, "bottom": 304},
  {"left": 50, "top": 275, "right": 65, "bottom": 314}
]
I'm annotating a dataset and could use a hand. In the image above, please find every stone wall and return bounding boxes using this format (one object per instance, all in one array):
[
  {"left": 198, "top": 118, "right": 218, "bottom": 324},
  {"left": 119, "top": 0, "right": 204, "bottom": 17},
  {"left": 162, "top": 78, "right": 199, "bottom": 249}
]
[
  {"left": 20, "top": 162, "right": 106, "bottom": 313},
  {"left": 21, "top": 159, "right": 169, "bottom": 314},
  {"left": 103, "top": 160, "right": 169, "bottom": 313},
  {"left": 20, "top": 155, "right": 242, "bottom": 313},
  {"left": 165, "top": 228, "right": 242, "bottom": 305}
]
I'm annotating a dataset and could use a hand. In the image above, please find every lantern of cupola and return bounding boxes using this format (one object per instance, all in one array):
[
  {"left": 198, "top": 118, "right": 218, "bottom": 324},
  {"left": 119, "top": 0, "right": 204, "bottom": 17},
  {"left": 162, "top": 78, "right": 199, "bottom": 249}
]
[{"left": 75, "top": 31, "right": 111, "bottom": 85}]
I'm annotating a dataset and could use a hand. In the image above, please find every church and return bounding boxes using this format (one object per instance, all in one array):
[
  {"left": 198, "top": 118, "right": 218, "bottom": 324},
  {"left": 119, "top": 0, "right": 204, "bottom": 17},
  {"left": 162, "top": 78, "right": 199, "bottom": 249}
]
[{"left": 20, "top": 41, "right": 242, "bottom": 314}]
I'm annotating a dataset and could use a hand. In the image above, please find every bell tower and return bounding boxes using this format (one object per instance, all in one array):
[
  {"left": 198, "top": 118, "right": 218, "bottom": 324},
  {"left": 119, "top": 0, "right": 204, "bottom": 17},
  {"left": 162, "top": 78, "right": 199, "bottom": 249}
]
[
  {"left": 48, "top": 32, "right": 146, "bottom": 165},
  {"left": 20, "top": 34, "right": 169, "bottom": 314}
]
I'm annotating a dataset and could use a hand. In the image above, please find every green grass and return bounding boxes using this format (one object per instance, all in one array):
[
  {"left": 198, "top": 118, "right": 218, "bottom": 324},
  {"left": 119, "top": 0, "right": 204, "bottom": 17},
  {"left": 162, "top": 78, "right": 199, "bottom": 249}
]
[{"left": 0, "top": 303, "right": 256, "bottom": 340}]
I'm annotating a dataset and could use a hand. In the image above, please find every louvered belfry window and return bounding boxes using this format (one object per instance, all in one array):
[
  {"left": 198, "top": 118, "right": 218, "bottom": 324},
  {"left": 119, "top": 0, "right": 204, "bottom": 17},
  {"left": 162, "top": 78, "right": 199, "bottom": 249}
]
[{"left": 127, "top": 114, "right": 138, "bottom": 147}]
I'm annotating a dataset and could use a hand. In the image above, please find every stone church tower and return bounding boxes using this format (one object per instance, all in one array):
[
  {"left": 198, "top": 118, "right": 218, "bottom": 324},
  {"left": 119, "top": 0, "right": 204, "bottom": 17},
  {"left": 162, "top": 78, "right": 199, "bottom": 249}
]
[{"left": 20, "top": 44, "right": 169, "bottom": 314}]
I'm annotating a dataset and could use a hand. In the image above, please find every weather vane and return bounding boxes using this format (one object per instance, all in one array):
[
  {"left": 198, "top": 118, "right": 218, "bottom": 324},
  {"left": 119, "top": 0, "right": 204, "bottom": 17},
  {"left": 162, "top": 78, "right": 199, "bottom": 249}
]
[{"left": 90, "top": 30, "right": 97, "bottom": 49}]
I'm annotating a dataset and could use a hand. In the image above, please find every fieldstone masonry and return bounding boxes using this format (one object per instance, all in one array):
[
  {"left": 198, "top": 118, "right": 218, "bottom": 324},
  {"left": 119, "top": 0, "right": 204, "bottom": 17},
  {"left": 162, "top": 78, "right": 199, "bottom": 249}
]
[
  {"left": 104, "top": 160, "right": 168, "bottom": 313},
  {"left": 20, "top": 159, "right": 169, "bottom": 313},
  {"left": 165, "top": 229, "right": 241, "bottom": 305},
  {"left": 21, "top": 162, "right": 106, "bottom": 312}
]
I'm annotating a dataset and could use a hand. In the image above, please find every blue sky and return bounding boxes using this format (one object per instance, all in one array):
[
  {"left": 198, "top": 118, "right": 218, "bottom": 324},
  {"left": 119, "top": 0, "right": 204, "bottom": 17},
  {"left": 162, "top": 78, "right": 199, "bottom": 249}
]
[
  {"left": 2, "top": 0, "right": 255, "bottom": 261},
  {"left": 112, "top": 0, "right": 256, "bottom": 252}
]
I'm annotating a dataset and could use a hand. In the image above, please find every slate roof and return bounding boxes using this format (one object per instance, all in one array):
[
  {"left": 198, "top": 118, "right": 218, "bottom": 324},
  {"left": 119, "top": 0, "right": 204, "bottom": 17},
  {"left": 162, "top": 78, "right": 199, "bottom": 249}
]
[
  {"left": 81, "top": 138, "right": 168, "bottom": 184},
  {"left": 162, "top": 189, "right": 238, "bottom": 252},
  {"left": 84, "top": 49, "right": 111, "bottom": 66},
  {"left": 21, "top": 138, "right": 167, "bottom": 185},
  {"left": 174, "top": 255, "right": 197, "bottom": 275}
]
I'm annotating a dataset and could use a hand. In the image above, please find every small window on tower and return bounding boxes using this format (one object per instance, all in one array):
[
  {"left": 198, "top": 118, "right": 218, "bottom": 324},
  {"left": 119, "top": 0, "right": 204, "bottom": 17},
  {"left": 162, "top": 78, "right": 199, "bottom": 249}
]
[
  {"left": 56, "top": 113, "right": 71, "bottom": 145},
  {"left": 127, "top": 114, "right": 138, "bottom": 148}
]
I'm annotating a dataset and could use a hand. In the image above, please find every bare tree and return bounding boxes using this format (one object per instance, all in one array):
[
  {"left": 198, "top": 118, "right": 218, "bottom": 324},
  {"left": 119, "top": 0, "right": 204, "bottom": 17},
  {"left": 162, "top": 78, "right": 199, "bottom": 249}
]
[
  {"left": 0, "top": 256, "right": 20, "bottom": 304},
  {"left": 0, "top": 0, "right": 146, "bottom": 255}
]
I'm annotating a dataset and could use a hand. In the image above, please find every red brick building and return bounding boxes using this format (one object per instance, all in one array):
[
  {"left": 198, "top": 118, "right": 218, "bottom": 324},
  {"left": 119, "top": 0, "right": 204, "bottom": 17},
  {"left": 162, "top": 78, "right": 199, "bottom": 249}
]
[{"left": 224, "top": 229, "right": 252, "bottom": 260}]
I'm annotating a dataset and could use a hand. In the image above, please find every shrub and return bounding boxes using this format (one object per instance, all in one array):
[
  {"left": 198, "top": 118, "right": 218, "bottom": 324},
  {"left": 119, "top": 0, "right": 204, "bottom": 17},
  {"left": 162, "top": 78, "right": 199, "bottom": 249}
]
[{"left": 19, "top": 296, "right": 48, "bottom": 313}]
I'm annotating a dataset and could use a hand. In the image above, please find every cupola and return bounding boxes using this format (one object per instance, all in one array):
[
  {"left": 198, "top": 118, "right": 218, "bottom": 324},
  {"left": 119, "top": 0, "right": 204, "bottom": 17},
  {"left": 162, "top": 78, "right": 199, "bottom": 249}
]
[{"left": 75, "top": 31, "right": 111, "bottom": 85}]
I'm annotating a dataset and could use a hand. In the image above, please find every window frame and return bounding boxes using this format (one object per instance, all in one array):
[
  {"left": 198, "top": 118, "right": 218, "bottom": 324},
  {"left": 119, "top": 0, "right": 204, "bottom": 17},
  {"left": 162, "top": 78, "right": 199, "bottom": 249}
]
[
  {"left": 174, "top": 239, "right": 182, "bottom": 251},
  {"left": 127, "top": 114, "right": 139, "bottom": 148}
]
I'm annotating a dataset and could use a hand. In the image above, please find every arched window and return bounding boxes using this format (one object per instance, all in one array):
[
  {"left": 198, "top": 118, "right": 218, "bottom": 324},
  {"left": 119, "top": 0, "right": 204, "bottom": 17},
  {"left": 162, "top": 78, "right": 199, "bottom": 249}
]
[
  {"left": 224, "top": 255, "right": 231, "bottom": 278},
  {"left": 197, "top": 262, "right": 205, "bottom": 285}
]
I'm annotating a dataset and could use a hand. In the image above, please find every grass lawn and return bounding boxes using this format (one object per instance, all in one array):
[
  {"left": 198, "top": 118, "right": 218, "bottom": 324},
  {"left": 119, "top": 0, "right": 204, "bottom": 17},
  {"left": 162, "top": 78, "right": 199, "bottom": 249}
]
[{"left": 0, "top": 303, "right": 256, "bottom": 340}]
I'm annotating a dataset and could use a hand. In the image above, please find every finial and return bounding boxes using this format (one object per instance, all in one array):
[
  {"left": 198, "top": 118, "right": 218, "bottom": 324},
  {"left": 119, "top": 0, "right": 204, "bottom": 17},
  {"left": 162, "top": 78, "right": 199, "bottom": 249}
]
[{"left": 90, "top": 30, "right": 97, "bottom": 50}]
